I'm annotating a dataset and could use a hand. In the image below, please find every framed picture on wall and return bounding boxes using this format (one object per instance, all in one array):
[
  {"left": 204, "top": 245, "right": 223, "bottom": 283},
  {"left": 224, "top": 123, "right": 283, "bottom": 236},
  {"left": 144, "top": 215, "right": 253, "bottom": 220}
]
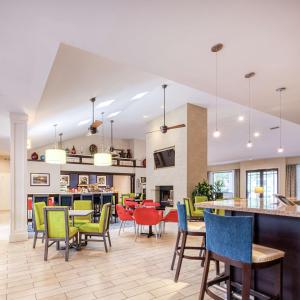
[
  {"left": 141, "top": 177, "right": 146, "bottom": 184},
  {"left": 96, "top": 175, "right": 106, "bottom": 186},
  {"left": 78, "top": 175, "right": 89, "bottom": 185},
  {"left": 60, "top": 175, "right": 70, "bottom": 186},
  {"left": 30, "top": 173, "right": 50, "bottom": 186}
]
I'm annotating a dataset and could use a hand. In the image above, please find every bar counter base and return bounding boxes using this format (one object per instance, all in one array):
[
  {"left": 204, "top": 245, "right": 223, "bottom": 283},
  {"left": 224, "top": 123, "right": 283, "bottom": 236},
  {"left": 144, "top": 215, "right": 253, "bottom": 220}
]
[{"left": 228, "top": 210, "right": 300, "bottom": 300}]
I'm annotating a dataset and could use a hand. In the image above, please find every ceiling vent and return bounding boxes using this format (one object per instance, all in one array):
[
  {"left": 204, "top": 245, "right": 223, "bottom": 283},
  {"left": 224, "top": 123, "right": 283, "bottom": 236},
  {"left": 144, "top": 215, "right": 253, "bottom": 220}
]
[{"left": 270, "top": 126, "right": 280, "bottom": 130}]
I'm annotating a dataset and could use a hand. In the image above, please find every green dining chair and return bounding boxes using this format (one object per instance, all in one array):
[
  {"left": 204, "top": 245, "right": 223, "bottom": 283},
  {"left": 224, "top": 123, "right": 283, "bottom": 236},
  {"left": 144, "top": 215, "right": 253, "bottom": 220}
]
[
  {"left": 194, "top": 196, "right": 208, "bottom": 215},
  {"left": 43, "top": 207, "right": 78, "bottom": 261},
  {"left": 73, "top": 200, "right": 92, "bottom": 227},
  {"left": 78, "top": 203, "right": 112, "bottom": 252},
  {"left": 33, "top": 202, "right": 46, "bottom": 248},
  {"left": 184, "top": 198, "right": 203, "bottom": 220},
  {"left": 121, "top": 194, "right": 130, "bottom": 205}
]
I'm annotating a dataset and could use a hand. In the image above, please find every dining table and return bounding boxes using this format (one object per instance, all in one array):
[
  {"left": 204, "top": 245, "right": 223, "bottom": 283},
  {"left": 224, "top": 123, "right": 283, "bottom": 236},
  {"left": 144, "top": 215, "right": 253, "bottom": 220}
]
[{"left": 69, "top": 209, "right": 94, "bottom": 226}]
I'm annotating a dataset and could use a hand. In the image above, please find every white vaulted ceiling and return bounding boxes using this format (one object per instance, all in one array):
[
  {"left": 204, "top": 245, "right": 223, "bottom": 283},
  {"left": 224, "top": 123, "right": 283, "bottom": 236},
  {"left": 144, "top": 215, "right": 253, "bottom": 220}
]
[{"left": 1, "top": 0, "right": 300, "bottom": 163}]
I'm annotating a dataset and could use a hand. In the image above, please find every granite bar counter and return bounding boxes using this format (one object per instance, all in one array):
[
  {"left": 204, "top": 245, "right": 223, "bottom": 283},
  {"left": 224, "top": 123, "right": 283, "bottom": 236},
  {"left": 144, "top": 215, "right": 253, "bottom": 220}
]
[{"left": 196, "top": 198, "right": 300, "bottom": 300}]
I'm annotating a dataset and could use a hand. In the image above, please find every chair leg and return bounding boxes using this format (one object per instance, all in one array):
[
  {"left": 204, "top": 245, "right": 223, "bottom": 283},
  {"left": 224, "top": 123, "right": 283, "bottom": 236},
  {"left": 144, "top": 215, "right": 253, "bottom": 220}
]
[
  {"left": 44, "top": 238, "right": 48, "bottom": 261},
  {"left": 171, "top": 230, "right": 181, "bottom": 270},
  {"left": 279, "top": 258, "right": 283, "bottom": 299},
  {"left": 133, "top": 221, "right": 136, "bottom": 234},
  {"left": 200, "top": 236, "right": 205, "bottom": 267},
  {"left": 199, "top": 251, "right": 211, "bottom": 300},
  {"left": 42, "top": 232, "right": 45, "bottom": 243},
  {"left": 135, "top": 225, "right": 139, "bottom": 241},
  {"left": 154, "top": 225, "right": 158, "bottom": 240},
  {"left": 78, "top": 233, "right": 82, "bottom": 250},
  {"left": 215, "top": 260, "right": 220, "bottom": 276},
  {"left": 118, "top": 221, "right": 123, "bottom": 235},
  {"left": 225, "top": 264, "right": 231, "bottom": 300},
  {"left": 103, "top": 234, "right": 108, "bottom": 253},
  {"left": 123, "top": 221, "right": 126, "bottom": 231},
  {"left": 33, "top": 231, "right": 38, "bottom": 248},
  {"left": 65, "top": 240, "right": 69, "bottom": 261},
  {"left": 241, "top": 264, "right": 251, "bottom": 300},
  {"left": 107, "top": 231, "right": 112, "bottom": 247},
  {"left": 174, "top": 232, "right": 187, "bottom": 282},
  {"left": 56, "top": 241, "right": 60, "bottom": 250}
]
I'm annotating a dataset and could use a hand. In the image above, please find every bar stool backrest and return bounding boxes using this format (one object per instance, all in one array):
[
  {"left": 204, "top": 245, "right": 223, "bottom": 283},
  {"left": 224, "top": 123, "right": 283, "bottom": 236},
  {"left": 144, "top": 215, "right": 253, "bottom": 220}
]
[
  {"left": 204, "top": 211, "right": 253, "bottom": 264},
  {"left": 177, "top": 202, "right": 187, "bottom": 232}
]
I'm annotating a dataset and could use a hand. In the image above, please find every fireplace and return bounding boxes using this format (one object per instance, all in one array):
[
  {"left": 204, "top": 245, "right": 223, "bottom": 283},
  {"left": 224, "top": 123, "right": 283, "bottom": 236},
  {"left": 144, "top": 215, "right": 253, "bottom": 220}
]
[{"left": 156, "top": 186, "right": 174, "bottom": 208}]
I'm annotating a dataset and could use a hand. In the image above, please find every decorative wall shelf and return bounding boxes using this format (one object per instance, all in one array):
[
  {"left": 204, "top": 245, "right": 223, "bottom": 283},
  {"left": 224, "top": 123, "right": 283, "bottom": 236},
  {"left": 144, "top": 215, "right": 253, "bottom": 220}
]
[{"left": 28, "top": 154, "right": 145, "bottom": 168}]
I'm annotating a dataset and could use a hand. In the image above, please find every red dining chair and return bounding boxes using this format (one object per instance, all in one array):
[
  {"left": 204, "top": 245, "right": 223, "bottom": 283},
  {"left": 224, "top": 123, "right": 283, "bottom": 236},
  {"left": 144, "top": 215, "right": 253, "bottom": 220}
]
[
  {"left": 133, "top": 207, "right": 162, "bottom": 240},
  {"left": 116, "top": 204, "right": 136, "bottom": 235},
  {"left": 142, "top": 200, "right": 160, "bottom": 207},
  {"left": 162, "top": 209, "right": 178, "bottom": 233}
]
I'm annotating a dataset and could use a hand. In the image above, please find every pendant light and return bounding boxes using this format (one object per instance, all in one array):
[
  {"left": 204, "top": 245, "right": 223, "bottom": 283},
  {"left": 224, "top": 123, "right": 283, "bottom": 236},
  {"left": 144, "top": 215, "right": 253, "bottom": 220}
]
[
  {"left": 245, "top": 72, "right": 255, "bottom": 148},
  {"left": 94, "top": 112, "right": 112, "bottom": 166},
  {"left": 211, "top": 43, "right": 223, "bottom": 138},
  {"left": 276, "top": 87, "right": 286, "bottom": 153},
  {"left": 45, "top": 124, "right": 66, "bottom": 164}
]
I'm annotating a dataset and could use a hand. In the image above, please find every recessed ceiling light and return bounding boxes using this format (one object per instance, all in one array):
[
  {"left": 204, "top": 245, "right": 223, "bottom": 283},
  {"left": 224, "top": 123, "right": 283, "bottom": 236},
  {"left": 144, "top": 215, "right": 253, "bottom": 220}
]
[
  {"left": 143, "top": 115, "right": 149, "bottom": 119},
  {"left": 238, "top": 115, "right": 244, "bottom": 122},
  {"left": 253, "top": 132, "right": 260, "bottom": 137},
  {"left": 97, "top": 99, "right": 115, "bottom": 108},
  {"left": 131, "top": 91, "right": 149, "bottom": 101},
  {"left": 78, "top": 119, "right": 91, "bottom": 126},
  {"left": 107, "top": 111, "right": 121, "bottom": 118}
]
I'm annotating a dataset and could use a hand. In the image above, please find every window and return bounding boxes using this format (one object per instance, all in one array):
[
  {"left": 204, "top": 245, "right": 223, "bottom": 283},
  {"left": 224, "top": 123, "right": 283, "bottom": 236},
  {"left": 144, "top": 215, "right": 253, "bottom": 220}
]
[
  {"left": 246, "top": 169, "right": 278, "bottom": 199},
  {"left": 209, "top": 171, "right": 234, "bottom": 197}
]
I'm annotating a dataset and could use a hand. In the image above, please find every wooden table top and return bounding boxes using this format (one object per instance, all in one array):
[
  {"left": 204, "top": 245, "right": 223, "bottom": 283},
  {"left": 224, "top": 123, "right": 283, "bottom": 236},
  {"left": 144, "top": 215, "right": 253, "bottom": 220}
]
[{"left": 69, "top": 210, "right": 94, "bottom": 216}]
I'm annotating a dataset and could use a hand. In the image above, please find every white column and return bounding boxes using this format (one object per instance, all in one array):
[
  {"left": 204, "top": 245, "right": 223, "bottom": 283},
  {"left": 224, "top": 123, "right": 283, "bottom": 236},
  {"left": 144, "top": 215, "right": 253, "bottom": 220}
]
[{"left": 9, "top": 112, "right": 28, "bottom": 242}]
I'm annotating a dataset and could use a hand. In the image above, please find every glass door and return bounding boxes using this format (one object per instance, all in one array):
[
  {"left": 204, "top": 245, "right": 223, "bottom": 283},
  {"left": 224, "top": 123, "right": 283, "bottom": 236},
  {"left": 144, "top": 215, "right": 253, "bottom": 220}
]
[{"left": 246, "top": 169, "right": 278, "bottom": 199}]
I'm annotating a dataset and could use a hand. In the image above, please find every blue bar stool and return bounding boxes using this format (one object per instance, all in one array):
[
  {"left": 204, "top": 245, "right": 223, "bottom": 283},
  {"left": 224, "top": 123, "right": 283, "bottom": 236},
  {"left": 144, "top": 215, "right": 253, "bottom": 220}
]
[
  {"left": 199, "top": 211, "right": 285, "bottom": 300},
  {"left": 171, "top": 202, "right": 207, "bottom": 282}
]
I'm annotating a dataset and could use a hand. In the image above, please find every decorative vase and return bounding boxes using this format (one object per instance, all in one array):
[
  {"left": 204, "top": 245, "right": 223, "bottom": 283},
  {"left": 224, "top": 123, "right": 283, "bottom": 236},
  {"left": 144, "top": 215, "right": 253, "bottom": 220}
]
[
  {"left": 31, "top": 152, "right": 38, "bottom": 160},
  {"left": 89, "top": 144, "right": 98, "bottom": 155},
  {"left": 71, "top": 146, "right": 76, "bottom": 155},
  {"left": 119, "top": 150, "right": 126, "bottom": 158},
  {"left": 40, "top": 155, "right": 45, "bottom": 161},
  {"left": 126, "top": 149, "right": 132, "bottom": 159},
  {"left": 142, "top": 158, "right": 146, "bottom": 167}
]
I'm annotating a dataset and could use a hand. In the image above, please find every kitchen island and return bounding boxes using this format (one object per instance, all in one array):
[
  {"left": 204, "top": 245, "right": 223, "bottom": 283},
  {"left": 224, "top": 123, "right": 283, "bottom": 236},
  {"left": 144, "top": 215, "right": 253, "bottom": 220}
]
[{"left": 196, "top": 198, "right": 300, "bottom": 300}]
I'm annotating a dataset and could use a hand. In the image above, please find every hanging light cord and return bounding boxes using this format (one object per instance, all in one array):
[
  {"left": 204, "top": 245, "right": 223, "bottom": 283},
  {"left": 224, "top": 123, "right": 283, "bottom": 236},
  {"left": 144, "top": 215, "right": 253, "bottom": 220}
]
[
  {"left": 163, "top": 86, "right": 166, "bottom": 127},
  {"left": 101, "top": 112, "right": 105, "bottom": 152},
  {"left": 215, "top": 52, "right": 218, "bottom": 131},
  {"left": 248, "top": 78, "right": 251, "bottom": 142},
  {"left": 279, "top": 90, "right": 282, "bottom": 148},
  {"left": 53, "top": 124, "right": 57, "bottom": 149}
]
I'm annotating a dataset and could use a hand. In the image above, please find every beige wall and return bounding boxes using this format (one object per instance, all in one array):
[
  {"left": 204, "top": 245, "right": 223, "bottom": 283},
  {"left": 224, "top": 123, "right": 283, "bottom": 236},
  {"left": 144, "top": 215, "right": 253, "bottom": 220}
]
[
  {"left": 208, "top": 156, "right": 300, "bottom": 198},
  {"left": 0, "top": 156, "right": 10, "bottom": 210},
  {"left": 113, "top": 175, "right": 131, "bottom": 195}
]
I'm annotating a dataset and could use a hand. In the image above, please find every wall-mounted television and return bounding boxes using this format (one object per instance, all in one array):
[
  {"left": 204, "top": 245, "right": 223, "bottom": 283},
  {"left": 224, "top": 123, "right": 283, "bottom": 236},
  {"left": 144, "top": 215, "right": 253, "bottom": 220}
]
[{"left": 154, "top": 147, "right": 175, "bottom": 169}]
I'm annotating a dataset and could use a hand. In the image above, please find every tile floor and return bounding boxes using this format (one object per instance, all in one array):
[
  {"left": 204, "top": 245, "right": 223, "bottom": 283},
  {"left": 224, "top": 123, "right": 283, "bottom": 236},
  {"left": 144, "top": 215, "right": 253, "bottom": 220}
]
[{"left": 0, "top": 212, "right": 220, "bottom": 300}]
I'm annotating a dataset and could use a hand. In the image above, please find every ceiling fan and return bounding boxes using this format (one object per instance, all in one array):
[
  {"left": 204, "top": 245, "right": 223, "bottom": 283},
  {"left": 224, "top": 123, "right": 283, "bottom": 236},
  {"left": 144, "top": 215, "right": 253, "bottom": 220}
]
[
  {"left": 87, "top": 97, "right": 102, "bottom": 135},
  {"left": 146, "top": 84, "right": 186, "bottom": 134}
]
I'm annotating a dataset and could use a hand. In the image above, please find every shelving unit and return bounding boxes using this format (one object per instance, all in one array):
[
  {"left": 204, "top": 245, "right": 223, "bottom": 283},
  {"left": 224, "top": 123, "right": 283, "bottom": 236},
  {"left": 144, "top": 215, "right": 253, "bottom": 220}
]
[{"left": 28, "top": 154, "right": 145, "bottom": 168}]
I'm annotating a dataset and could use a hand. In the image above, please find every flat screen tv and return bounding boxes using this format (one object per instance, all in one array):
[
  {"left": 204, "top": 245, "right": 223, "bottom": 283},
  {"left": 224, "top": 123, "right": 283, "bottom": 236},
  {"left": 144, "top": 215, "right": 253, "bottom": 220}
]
[{"left": 154, "top": 147, "right": 175, "bottom": 168}]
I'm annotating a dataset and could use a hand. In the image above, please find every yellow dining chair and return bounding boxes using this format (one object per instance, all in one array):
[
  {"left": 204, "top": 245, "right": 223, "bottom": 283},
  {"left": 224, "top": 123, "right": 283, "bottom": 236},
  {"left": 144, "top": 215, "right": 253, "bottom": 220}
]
[
  {"left": 43, "top": 207, "right": 78, "bottom": 261},
  {"left": 79, "top": 203, "right": 112, "bottom": 252},
  {"left": 33, "top": 202, "right": 46, "bottom": 248},
  {"left": 73, "top": 200, "right": 92, "bottom": 227}
]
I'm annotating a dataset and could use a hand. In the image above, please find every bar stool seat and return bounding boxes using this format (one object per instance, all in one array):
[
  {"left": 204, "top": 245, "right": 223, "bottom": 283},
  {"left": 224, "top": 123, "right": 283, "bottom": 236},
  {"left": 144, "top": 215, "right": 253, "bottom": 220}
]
[
  {"left": 187, "top": 221, "right": 206, "bottom": 233},
  {"left": 252, "top": 244, "right": 284, "bottom": 263}
]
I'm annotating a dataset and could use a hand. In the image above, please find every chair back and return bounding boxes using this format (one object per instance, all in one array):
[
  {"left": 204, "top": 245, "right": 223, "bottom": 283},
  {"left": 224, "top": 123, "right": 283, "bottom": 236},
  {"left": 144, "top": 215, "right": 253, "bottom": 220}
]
[
  {"left": 121, "top": 194, "right": 130, "bottom": 205},
  {"left": 183, "top": 198, "right": 192, "bottom": 217},
  {"left": 33, "top": 202, "right": 46, "bottom": 231},
  {"left": 116, "top": 204, "right": 133, "bottom": 221},
  {"left": 99, "top": 203, "right": 112, "bottom": 233},
  {"left": 73, "top": 200, "right": 92, "bottom": 223},
  {"left": 177, "top": 202, "right": 188, "bottom": 231},
  {"left": 204, "top": 211, "right": 253, "bottom": 264},
  {"left": 133, "top": 208, "right": 161, "bottom": 226},
  {"left": 163, "top": 209, "right": 178, "bottom": 222},
  {"left": 129, "top": 193, "right": 136, "bottom": 198},
  {"left": 194, "top": 196, "right": 208, "bottom": 204},
  {"left": 44, "top": 207, "right": 69, "bottom": 239}
]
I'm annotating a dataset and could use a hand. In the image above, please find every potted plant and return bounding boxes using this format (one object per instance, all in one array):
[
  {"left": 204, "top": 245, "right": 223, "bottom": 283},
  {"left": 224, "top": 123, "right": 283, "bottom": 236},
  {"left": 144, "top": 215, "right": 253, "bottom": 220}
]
[
  {"left": 192, "top": 180, "right": 213, "bottom": 201},
  {"left": 213, "top": 180, "right": 224, "bottom": 200}
]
